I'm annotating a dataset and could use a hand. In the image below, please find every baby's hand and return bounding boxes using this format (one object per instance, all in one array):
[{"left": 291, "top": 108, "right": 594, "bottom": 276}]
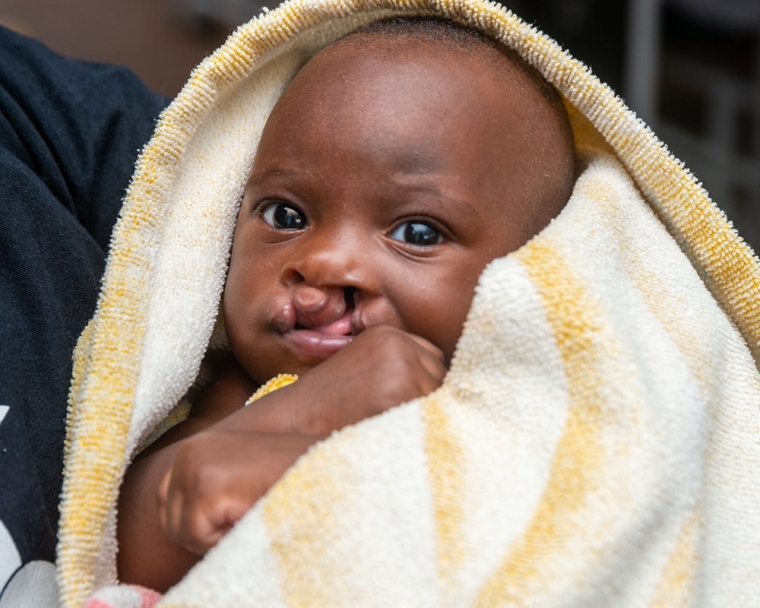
[
  {"left": 291, "top": 325, "right": 446, "bottom": 434},
  {"left": 157, "top": 326, "right": 445, "bottom": 555},
  {"left": 157, "top": 430, "right": 320, "bottom": 555}
]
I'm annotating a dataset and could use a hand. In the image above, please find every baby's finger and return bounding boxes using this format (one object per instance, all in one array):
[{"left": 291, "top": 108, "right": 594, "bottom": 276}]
[
  {"left": 156, "top": 470, "right": 172, "bottom": 536},
  {"left": 407, "top": 333, "right": 445, "bottom": 364},
  {"left": 176, "top": 504, "right": 221, "bottom": 556},
  {"left": 160, "top": 475, "right": 189, "bottom": 551},
  {"left": 415, "top": 344, "right": 447, "bottom": 385},
  {"left": 178, "top": 490, "right": 256, "bottom": 555},
  {"left": 416, "top": 364, "right": 447, "bottom": 396},
  {"left": 157, "top": 468, "right": 204, "bottom": 555}
]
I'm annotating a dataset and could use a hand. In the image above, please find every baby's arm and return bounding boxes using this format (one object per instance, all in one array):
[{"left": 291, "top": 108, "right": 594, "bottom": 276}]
[
  {"left": 117, "top": 354, "right": 259, "bottom": 590},
  {"left": 117, "top": 325, "right": 445, "bottom": 591}
]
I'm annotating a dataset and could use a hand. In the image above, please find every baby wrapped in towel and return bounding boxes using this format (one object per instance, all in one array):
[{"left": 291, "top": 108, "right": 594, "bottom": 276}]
[
  {"left": 116, "top": 16, "right": 577, "bottom": 592},
  {"left": 58, "top": 2, "right": 760, "bottom": 607}
]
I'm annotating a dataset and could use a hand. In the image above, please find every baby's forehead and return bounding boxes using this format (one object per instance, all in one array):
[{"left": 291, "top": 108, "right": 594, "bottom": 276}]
[
  {"left": 265, "top": 38, "right": 536, "bottom": 168},
  {"left": 284, "top": 31, "right": 541, "bottom": 132},
  {"left": 255, "top": 20, "right": 575, "bottom": 240},
  {"left": 287, "top": 25, "right": 564, "bottom": 138}
]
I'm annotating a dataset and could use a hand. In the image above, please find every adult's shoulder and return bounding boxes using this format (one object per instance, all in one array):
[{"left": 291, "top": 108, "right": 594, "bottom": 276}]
[{"left": 0, "top": 25, "right": 170, "bottom": 249}]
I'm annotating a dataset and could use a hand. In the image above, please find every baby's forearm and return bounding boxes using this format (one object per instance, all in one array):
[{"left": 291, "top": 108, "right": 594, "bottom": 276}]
[
  {"left": 118, "top": 426, "right": 324, "bottom": 591},
  {"left": 116, "top": 382, "right": 323, "bottom": 592},
  {"left": 116, "top": 363, "right": 255, "bottom": 591},
  {"left": 213, "top": 381, "right": 317, "bottom": 434},
  {"left": 118, "top": 438, "right": 201, "bottom": 591},
  {"left": 117, "top": 401, "right": 232, "bottom": 590}
]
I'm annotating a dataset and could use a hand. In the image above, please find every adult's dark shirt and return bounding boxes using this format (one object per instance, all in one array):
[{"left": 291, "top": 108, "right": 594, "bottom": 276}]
[{"left": 0, "top": 25, "right": 169, "bottom": 597}]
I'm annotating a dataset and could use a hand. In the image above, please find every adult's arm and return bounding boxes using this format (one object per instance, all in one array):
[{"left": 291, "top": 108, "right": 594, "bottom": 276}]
[{"left": 0, "top": 25, "right": 169, "bottom": 569}]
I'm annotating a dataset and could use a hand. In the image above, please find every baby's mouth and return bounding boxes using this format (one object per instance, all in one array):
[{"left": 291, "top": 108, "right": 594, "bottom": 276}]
[
  {"left": 282, "top": 287, "right": 357, "bottom": 359},
  {"left": 295, "top": 312, "right": 352, "bottom": 336}
]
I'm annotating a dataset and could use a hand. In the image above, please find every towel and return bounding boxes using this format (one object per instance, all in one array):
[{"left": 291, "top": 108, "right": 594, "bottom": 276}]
[
  {"left": 56, "top": 0, "right": 760, "bottom": 606},
  {"left": 82, "top": 585, "right": 161, "bottom": 608}
]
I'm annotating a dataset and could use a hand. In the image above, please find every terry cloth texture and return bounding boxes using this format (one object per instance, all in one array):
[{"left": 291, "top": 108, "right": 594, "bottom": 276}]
[
  {"left": 57, "top": 1, "right": 760, "bottom": 607},
  {"left": 82, "top": 584, "right": 161, "bottom": 608},
  {"left": 0, "top": 25, "right": 167, "bottom": 602}
]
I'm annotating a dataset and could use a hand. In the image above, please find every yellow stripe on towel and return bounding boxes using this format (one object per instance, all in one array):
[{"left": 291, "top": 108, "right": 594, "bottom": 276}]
[
  {"left": 262, "top": 434, "right": 350, "bottom": 607},
  {"left": 474, "top": 239, "right": 609, "bottom": 605},
  {"left": 422, "top": 395, "right": 466, "bottom": 586},
  {"left": 649, "top": 511, "right": 700, "bottom": 608}
]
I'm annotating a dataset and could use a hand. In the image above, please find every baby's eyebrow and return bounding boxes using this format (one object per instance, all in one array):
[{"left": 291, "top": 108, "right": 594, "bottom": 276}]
[
  {"left": 247, "top": 167, "right": 298, "bottom": 186},
  {"left": 392, "top": 182, "right": 480, "bottom": 220}
]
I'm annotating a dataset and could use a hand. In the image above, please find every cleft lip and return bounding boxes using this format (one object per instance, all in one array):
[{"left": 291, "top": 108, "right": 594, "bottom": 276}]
[
  {"left": 274, "top": 287, "right": 360, "bottom": 360},
  {"left": 349, "top": 308, "right": 366, "bottom": 335},
  {"left": 293, "top": 286, "right": 356, "bottom": 335}
]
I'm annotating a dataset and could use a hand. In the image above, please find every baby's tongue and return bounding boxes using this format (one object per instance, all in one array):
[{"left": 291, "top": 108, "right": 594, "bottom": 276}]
[{"left": 310, "top": 312, "right": 351, "bottom": 335}]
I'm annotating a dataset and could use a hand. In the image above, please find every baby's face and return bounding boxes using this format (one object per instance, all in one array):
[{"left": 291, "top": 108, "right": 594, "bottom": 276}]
[{"left": 224, "top": 35, "right": 567, "bottom": 384}]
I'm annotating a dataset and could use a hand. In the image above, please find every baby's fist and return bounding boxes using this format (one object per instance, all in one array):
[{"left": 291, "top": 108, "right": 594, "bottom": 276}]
[{"left": 297, "top": 325, "right": 446, "bottom": 433}]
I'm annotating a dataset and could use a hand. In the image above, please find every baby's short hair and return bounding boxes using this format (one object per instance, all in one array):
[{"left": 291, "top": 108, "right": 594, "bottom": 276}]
[{"left": 349, "top": 16, "right": 565, "bottom": 110}]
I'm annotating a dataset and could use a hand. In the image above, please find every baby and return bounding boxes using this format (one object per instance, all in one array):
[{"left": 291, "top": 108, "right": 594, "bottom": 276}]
[{"left": 117, "top": 17, "right": 576, "bottom": 591}]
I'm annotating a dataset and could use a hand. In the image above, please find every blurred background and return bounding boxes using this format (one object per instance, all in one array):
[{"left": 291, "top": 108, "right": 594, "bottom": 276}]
[{"left": 1, "top": 0, "right": 758, "bottom": 249}]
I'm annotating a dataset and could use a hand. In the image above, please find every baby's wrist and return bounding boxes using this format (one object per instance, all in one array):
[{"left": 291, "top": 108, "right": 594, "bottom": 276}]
[{"left": 215, "top": 378, "right": 313, "bottom": 435}]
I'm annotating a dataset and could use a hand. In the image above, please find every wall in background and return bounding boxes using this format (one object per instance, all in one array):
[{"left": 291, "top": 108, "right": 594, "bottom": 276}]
[{"left": 0, "top": 0, "right": 230, "bottom": 97}]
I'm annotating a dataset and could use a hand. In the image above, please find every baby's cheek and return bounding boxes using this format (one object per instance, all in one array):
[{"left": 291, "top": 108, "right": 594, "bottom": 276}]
[
  {"left": 222, "top": 274, "right": 259, "bottom": 347},
  {"left": 421, "top": 294, "right": 475, "bottom": 365}
]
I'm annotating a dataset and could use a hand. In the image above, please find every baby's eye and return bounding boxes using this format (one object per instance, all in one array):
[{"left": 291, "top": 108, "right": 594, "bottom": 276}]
[
  {"left": 261, "top": 203, "right": 306, "bottom": 230},
  {"left": 390, "top": 221, "right": 443, "bottom": 246}
]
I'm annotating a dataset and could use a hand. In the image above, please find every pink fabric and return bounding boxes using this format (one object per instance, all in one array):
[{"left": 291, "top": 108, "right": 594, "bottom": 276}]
[{"left": 82, "top": 584, "right": 162, "bottom": 608}]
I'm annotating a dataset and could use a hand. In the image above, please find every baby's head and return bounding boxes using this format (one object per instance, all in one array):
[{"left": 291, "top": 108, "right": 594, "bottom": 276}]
[{"left": 224, "top": 17, "right": 576, "bottom": 384}]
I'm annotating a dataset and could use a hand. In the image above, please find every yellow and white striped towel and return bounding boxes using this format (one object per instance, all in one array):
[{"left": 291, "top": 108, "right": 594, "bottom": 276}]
[{"left": 57, "top": 0, "right": 760, "bottom": 606}]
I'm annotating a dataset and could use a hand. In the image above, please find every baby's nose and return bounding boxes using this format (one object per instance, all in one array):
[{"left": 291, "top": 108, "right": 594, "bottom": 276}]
[{"left": 292, "top": 284, "right": 347, "bottom": 327}]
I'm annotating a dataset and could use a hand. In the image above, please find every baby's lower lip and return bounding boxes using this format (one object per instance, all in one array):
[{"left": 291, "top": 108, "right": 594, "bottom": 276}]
[{"left": 282, "top": 329, "right": 353, "bottom": 359}]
